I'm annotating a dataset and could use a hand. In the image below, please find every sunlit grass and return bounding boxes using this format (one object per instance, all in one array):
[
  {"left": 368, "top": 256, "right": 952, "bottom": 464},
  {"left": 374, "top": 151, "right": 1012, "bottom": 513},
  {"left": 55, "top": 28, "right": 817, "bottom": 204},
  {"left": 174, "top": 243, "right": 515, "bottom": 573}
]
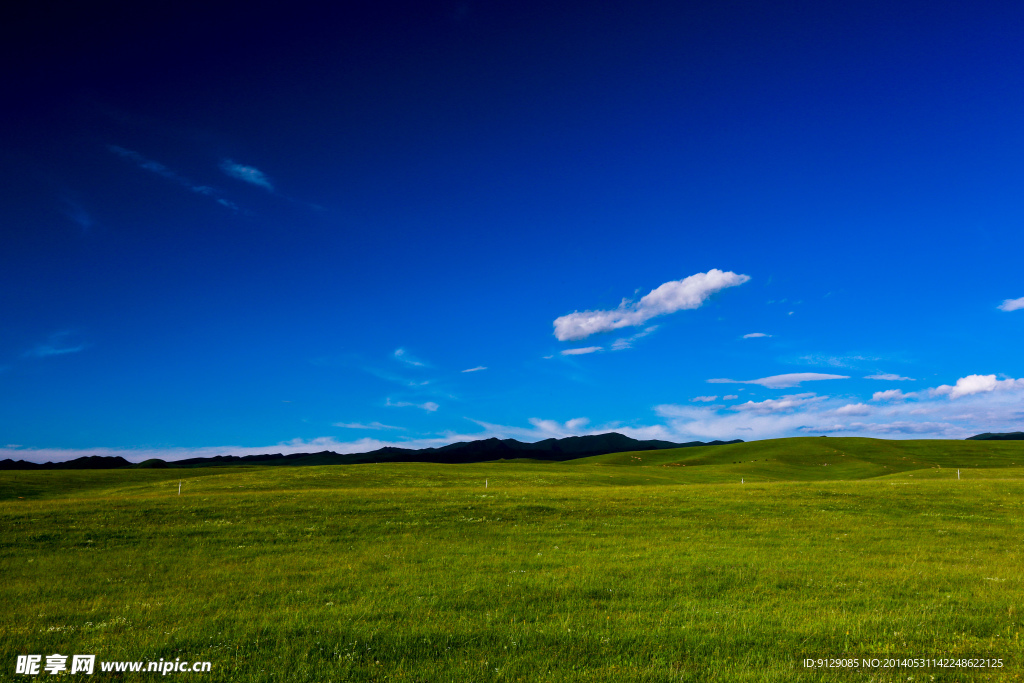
[{"left": 2, "top": 438, "right": 1022, "bottom": 681}]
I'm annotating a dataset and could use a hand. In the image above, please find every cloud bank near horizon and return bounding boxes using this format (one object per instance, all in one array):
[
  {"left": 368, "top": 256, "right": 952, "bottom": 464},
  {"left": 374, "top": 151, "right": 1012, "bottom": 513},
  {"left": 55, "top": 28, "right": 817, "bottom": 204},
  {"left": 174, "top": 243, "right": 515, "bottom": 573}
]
[
  {"left": 553, "top": 269, "right": 750, "bottom": 341},
  {"left": 6, "top": 373, "right": 1020, "bottom": 465}
]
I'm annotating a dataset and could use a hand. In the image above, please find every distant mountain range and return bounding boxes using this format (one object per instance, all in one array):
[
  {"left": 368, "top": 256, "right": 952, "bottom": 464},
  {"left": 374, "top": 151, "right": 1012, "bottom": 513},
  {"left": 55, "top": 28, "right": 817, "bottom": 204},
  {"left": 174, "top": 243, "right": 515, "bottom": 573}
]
[
  {"left": 966, "top": 432, "right": 1024, "bottom": 441},
  {"left": 0, "top": 432, "right": 743, "bottom": 470}
]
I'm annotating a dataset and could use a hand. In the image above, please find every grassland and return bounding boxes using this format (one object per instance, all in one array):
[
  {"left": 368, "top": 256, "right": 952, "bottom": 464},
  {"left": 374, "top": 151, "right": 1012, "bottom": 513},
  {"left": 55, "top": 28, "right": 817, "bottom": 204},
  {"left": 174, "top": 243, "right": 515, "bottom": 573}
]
[{"left": 1, "top": 437, "right": 1023, "bottom": 681}]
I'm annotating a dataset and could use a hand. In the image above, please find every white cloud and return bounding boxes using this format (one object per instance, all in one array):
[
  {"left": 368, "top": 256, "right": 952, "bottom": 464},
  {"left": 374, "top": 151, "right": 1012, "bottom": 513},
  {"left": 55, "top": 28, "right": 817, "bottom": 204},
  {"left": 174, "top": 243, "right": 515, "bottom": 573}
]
[
  {"left": 932, "top": 374, "right": 1024, "bottom": 400},
  {"left": 461, "top": 366, "right": 487, "bottom": 373},
  {"left": 833, "top": 403, "right": 871, "bottom": 416},
  {"left": 742, "top": 332, "right": 770, "bottom": 338},
  {"left": 723, "top": 395, "right": 739, "bottom": 400},
  {"left": 707, "top": 372, "right": 849, "bottom": 389},
  {"left": 220, "top": 160, "right": 274, "bottom": 191},
  {"left": 997, "top": 297, "right": 1024, "bottom": 312},
  {"left": 691, "top": 395, "right": 717, "bottom": 402},
  {"left": 386, "top": 398, "right": 439, "bottom": 412},
  {"left": 527, "top": 417, "right": 591, "bottom": 438},
  {"left": 871, "top": 389, "right": 913, "bottom": 402},
  {"left": 729, "top": 393, "right": 824, "bottom": 414},
  {"left": 561, "top": 346, "right": 602, "bottom": 355},
  {"left": 865, "top": 373, "right": 914, "bottom": 381},
  {"left": 553, "top": 269, "right": 750, "bottom": 341}
]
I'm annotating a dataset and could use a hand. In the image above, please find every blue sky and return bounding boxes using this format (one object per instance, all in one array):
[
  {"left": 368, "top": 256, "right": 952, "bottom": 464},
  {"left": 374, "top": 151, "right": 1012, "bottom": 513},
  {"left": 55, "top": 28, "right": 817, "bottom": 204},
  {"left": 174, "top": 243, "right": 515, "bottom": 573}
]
[{"left": 2, "top": 0, "right": 1022, "bottom": 462}]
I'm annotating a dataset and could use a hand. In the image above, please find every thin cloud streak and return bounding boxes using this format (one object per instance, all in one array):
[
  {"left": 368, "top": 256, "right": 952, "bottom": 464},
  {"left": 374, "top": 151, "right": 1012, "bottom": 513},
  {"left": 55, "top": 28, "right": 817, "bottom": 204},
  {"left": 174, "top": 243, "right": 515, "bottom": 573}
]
[
  {"left": 220, "top": 159, "right": 274, "bottom": 191},
  {"left": 24, "top": 332, "right": 87, "bottom": 358},
  {"left": 611, "top": 326, "right": 658, "bottom": 350},
  {"left": 707, "top": 373, "right": 849, "bottom": 389},
  {"left": 386, "top": 398, "right": 439, "bottom": 411},
  {"left": 333, "top": 421, "right": 405, "bottom": 430},
  {"left": 109, "top": 146, "right": 239, "bottom": 210},
  {"left": 393, "top": 348, "right": 427, "bottom": 367},
  {"left": 561, "top": 347, "right": 602, "bottom": 356}
]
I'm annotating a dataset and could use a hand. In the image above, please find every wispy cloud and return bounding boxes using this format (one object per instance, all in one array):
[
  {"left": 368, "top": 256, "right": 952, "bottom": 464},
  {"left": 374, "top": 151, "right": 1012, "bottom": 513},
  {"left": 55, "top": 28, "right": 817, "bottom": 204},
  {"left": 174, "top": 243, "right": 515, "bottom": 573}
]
[
  {"left": 461, "top": 366, "right": 488, "bottom": 373},
  {"left": 707, "top": 372, "right": 848, "bottom": 389},
  {"left": 742, "top": 332, "right": 771, "bottom": 339},
  {"left": 393, "top": 348, "right": 426, "bottom": 367},
  {"left": 109, "top": 146, "right": 239, "bottom": 210},
  {"left": 386, "top": 398, "right": 439, "bottom": 412},
  {"left": 561, "top": 346, "right": 602, "bottom": 356},
  {"left": 553, "top": 269, "right": 750, "bottom": 341},
  {"left": 691, "top": 395, "right": 717, "bottom": 402},
  {"left": 220, "top": 159, "right": 274, "bottom": 191},
  {"left": 333, "top": 421, "right": 404, "bottom": 430},
  {"left": 796, "top": 354, "right": 879, "bottom": 368},
  {"left": 865, "top": 373, "right": 914, "bottom": 381},
  {"left": 997, "top": 297, "right": 1024, "bottom": 312},
  {"left": 59, "top": 198, "right": 95, "bottom": 233},
  {"left": 611, "top": 326, "right": 658, "bottom": 351},
  {"left": 24, "top": 332, "right": 87, "bottom": 358}
]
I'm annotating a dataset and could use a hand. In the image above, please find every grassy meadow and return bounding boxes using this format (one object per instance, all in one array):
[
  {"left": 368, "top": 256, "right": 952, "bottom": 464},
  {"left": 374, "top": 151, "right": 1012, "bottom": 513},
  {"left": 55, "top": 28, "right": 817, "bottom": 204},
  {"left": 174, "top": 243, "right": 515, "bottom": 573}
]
[{"left": 2, "top": 437, "right": 1023, "bottom": 681}]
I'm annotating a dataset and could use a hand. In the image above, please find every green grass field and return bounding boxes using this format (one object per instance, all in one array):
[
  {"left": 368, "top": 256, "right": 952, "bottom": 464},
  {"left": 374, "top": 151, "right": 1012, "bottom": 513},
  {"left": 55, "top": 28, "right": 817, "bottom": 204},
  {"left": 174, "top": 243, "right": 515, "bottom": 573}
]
[{"left": 2, "top": 437, "right": 1023, "bottom": 681}]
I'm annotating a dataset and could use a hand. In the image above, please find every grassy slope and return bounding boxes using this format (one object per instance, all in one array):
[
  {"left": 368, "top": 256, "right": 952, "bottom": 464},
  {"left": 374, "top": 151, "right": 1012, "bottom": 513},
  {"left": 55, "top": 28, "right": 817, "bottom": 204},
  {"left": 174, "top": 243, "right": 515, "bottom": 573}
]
[
  {"left": 1, "top": 438, "right": 1023, "bottom": 682},
  {"left": 581, "top": 437, "right": 1024, "bottom": 483}
]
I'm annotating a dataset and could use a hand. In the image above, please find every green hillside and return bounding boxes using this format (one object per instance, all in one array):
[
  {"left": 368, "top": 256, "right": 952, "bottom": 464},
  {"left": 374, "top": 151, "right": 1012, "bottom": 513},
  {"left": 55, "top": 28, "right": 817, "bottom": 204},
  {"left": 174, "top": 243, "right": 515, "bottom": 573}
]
[
  {"left": 2, "top": 438, "right": 1022, "bottom": 681},
  {"left": 579, "top": 436, "right": 1024, "bottom": 481}
]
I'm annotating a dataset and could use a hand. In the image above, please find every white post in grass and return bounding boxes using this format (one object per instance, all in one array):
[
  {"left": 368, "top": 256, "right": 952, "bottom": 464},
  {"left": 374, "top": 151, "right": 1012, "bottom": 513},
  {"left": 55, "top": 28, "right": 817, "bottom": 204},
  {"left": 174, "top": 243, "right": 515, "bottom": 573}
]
[
  {"left": 485, "top": 479, "right": 488, "bottom": 489},
  {"left": 958, "top": 469, "right": 960, "bottom": 480},
  {"left": 178, "top": 480, "right": 182, "bottom": 495}
]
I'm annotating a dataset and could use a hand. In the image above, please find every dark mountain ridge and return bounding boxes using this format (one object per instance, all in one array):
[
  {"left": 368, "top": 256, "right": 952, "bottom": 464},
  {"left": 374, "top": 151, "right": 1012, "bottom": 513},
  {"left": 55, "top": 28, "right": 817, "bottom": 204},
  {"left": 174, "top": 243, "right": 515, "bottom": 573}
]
[
  {"left": 0, "top": 455, "right": 132, "bottom": 471},
  {"left": 0, "top": 432, "right": 742, "bottom": 469},
  {"left": 966, "top": 432, "right": 1024, "bottom": 441}
]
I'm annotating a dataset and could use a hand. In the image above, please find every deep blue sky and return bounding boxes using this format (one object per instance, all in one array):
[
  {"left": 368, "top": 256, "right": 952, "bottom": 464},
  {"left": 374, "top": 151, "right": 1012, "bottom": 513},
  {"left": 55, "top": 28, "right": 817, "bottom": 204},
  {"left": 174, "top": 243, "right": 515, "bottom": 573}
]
[{"left": 2, "top": 0, "right": 1022, "bottom": 461}]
